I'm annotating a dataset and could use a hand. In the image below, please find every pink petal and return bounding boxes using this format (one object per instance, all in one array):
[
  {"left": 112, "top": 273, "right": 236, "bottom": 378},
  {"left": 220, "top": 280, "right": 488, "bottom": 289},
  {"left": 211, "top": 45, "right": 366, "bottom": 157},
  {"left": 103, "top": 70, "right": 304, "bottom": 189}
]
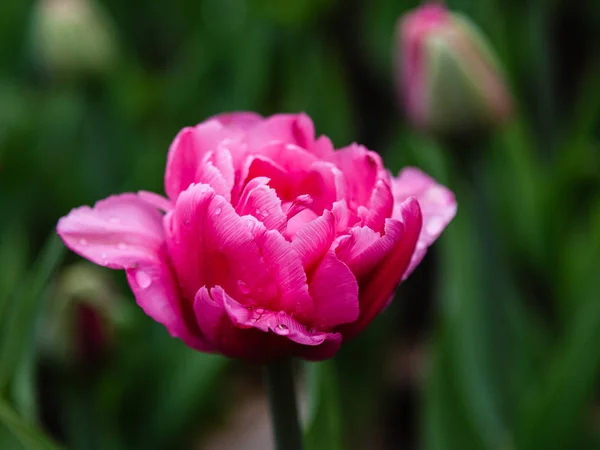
[
  {"left": 126, "top": 260, "right": 209, "bottom": 351},
  {"left": 164, "top": 184, "right": 273, "bottom": 303},
  {"left": 221, "top": 289, "right": 325, "bottom": 346},
  {"left": 357, "top": 178, "right": 394, "bottom": 233},
  {"left": 138, "top": 191, "right": 173, "bottom": 212},
  {"left": 166, "top": 184, "right": 311, "bottom": 318},
  {"left": 284, "top": 194, "right": 314, "bottom": 220},
  {"left": 250, "top": 226, "right": 314, "bottom": 321},
  {"left": 235, "top": 177, "right": 287, "bottom": 233},
  {"left": 195, "top": 151, "right": 232, "bottom": 201},
  {"left": 193, "top": 286, "right": 277, "bottom": 361},
  {"left": 298, "top": 334, "right": 342, "bottom": 361},
  {"left": 57, "top": 193, "right": 207, "bottom": 351},
  {"left": 311, "top": 135, "right": 335, "bottom": 158},
  {"left": 337, "top": 226, "right": 386, "bottom": 279},
  {"left": 241, "top": 155, "right": 295, "bottom": 201},
  {"left": 57, "top": 193, "right": 164, "bottom": 269},
  {"left": 246, "top": 113, "right": 316, "bottom": 151},
  {"left": 392, "top": 168, "right": 456, "bottom": 277},
  {"left": 194, "top": 286, "right": 340, "bottom": 362},
  {"left": 332, "top": 200, "right": 354, "bottom": 232},
  {"left": 291, "top": 209, "right": 336, "bottom": 270},
  {"left": 259, "top": 141, "right": 318, "bottom": 172},
  {"left": 299, "top": 161, "right": 346, "bottom": 214},
  {"left": 207, "top": 146, "right": 235, "bottom": 197},
  {"left": 211, "top": 111, "right": 264, "bottom": 130},
  {"left": 164, "top": 121, "right": 241, "bottom": 201},
  {"left": 341, "top": 197, "right": 422, "bottom": 339},
  {"left": 286, "top": 208, "right": 320, "bottom": 239},
  {"left": 330, "top": 144, "right": 384, "bottom": 208},
  {"left": 308, "top": 252, "right": 359, "bottom": 329}
]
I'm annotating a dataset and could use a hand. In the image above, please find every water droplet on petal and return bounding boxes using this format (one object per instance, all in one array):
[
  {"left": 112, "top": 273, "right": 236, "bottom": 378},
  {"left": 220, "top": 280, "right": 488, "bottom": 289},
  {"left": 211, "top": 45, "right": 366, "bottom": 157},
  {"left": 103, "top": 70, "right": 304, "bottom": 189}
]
[
  {"left": 255, "top": 209, "right": 261, "bottom": 215},
  {"left": 261, "top": 210, "right": 269, "bottom": 217},
  {"left": 214, "top": 207, "right": 222, "bottom": 215},
  {"left": 79, "top": 238, "right": 88, "bottom": 246},
  {"left": 276, "top": 323, "right": 290, "bottom": 335},
  {"left": 117, "top": 242, "right": 127, "bottom": 250},
  {"left": 255, "top": 308, "right": 265, "bottom": 315},
  {"left": 184, "top": 219, "right": 190, "bottom": 226},
  {"left": 101, "top": 252, "right": 107, "bottom": 259},
  {"left": 135, "top": 270, "right": 152, "bottom": 289},
  {"left": 109, "top": 217, "right": 120, "bottom": 224}
]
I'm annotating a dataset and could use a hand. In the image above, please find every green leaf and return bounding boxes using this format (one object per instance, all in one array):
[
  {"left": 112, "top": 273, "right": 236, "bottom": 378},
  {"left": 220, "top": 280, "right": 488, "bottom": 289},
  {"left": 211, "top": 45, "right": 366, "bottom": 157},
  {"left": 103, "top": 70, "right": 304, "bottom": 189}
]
[
  {"left": 516, "top": 201, "right": 600, "bottom": 450},
  {"left": 0, "top": 222, "right": 29, "bottom": 323},
  {"left": 303, "top": 360, "right": 343, "bottom": 450},
  {"left": 0, "top": 397, "right": 62, "bottom": 450},
  {"left": 436, "top": 195, "right": 507, "bottom": 450},
  {"left": 0, "top": 233, "right": 66, "bottom": 395},
  {"left": 131, "top": 343, "right": 229, "bottom": 450},
  {"left": 423, "top": 334, "right": 488, "bottom": 450}
]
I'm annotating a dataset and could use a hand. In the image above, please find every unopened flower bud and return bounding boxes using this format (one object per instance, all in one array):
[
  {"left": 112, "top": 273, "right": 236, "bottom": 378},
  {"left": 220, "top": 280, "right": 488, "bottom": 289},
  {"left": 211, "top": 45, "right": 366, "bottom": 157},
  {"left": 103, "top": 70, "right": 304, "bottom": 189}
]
[
  {"left": 30, "top": 0, "right": 117, "bottom": 79},
  {"left": 396, "top": 3, "right": 513, "bottom": 136},
  {"left": 40, "top": 262, "right": 126, "bottom": 368}
]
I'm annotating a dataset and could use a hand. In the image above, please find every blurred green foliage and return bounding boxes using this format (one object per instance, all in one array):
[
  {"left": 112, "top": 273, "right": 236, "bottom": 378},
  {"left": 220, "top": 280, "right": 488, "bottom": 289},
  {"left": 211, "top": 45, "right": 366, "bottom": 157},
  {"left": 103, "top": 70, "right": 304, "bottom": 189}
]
[{"left": 0, "top": 0, "right": 599, "bottom": 449}]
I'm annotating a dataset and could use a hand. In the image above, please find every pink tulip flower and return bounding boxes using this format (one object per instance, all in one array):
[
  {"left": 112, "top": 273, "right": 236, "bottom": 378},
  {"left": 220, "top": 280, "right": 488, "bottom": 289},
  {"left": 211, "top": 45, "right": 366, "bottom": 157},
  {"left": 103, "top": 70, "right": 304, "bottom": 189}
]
[{"left": 57, "top": 113, "right": 456, "bottom": 362}]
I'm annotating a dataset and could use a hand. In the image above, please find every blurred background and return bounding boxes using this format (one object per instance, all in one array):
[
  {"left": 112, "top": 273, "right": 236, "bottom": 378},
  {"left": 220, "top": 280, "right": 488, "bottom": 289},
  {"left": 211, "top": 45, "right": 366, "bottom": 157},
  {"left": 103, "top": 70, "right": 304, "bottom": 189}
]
[{"left": 1, "top": 0, "right": 600, "bottom": 449}]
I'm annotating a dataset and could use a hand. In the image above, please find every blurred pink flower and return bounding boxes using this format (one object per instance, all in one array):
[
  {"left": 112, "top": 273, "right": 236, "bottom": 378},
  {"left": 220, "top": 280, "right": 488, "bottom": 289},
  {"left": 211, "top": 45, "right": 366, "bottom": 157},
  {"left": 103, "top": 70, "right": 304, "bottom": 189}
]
[
  {"left": 396, "top": 3, "right": 513, "bottom": 135},
  {"left": 57, "top": 113, "right": 456, "bottom": 362}
]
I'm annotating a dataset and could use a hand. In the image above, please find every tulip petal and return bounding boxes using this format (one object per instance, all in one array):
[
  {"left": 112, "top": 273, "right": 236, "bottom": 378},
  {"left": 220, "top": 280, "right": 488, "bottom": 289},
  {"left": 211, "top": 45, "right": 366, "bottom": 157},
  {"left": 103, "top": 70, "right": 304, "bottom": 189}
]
[
  {"left": 165, "top": 121, "right": 241, "bottom": 201},
  {"left": 126, "top": 261, "right": 209, "bottom": 351},
  {"left": 193, "top": 286, "right": 278, "bottom": 361},
  {"left": 392, "top": 168, "right": 456, "bottom": 277},
  {"left": 167, "top": 183, "right": 311, "bottom": 318},
  {"left": 309, "top": 252, "right": 359, "bottom": 329},
  {"left": 250, "top": 227, "right": 314, "bottom": 321},
  {"left": 221, "top": 288, "right": 326, "bottom": 346},
  {"left": 235, "top": 177, "right": 287, "bottom": 233},
  {"left": 260, "top": 141, "right": 318, "bottom": 172},
  {"left": 246, "top": 113, "right": 315, "bottom": 151},
  {"left": 299, "top": 161, "right": 346, "bottom": 214},
  {"left": 291, "top": 210, "right": 336, "bottom": 270},
  {"left": 342, "top": 197, "right": 422, "bottom": 339},
  {"left": 331, "top": 144, "right": 383, "bottom": 208},
  {"left": 165, "top": 183, "right": 273, "bottom": 304},
  {"left": 57, "top": 193, "right": 208, "bottom": 351},
  {"left": 57, "top": 193, "right": 164, "bottom": 269},
  {"left": 211, "top": 111, "right": 264, "bottom": 130},
  {"left": 357, "top": 178, "right": 394, "bottom": 233},
  {"left": 336, "top": 220, "right": 405, "bottom": 281},
  {"left": 138, "top": 191, "right": 173, "bottom": 212},
  {"left": 194, "top": 286, "right": 341, "bottom": 362},
  {"left": 298, "top": 334, "right": 342, "bottom": 361},
  {"left": 242, "top": 155, "right": 295, "bottom": 201}
]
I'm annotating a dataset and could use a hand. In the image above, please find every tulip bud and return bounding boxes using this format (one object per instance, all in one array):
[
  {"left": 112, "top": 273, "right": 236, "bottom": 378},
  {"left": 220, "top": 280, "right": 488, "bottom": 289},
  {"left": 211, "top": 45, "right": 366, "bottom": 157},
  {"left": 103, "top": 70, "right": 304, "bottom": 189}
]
[
  {"left": 39, "top": 263, "right": 125, "bottom": 369},
  {"left": 396, "top": 3, "right": 512, "bottom": 136},
  {"left": 30, "top": 0, "right": 117, "bottom": 79}
]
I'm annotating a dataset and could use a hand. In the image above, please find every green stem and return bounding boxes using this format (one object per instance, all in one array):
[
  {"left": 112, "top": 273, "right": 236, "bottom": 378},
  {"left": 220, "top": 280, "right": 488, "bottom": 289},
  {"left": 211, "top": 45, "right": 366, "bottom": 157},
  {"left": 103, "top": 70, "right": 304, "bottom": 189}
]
[{"left": 265, "top": 358, "right": 303, "bottom": 450}]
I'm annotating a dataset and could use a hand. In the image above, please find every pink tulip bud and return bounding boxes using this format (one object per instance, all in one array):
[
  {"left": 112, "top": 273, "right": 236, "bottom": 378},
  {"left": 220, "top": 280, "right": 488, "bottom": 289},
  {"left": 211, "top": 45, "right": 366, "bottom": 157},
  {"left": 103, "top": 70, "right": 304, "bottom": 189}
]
[
  {"left": 57, "top": 113, "right": 456, "bottom": 362},
  {"left": 396, "top": 3, "right": 513, "bottom": 135}
]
